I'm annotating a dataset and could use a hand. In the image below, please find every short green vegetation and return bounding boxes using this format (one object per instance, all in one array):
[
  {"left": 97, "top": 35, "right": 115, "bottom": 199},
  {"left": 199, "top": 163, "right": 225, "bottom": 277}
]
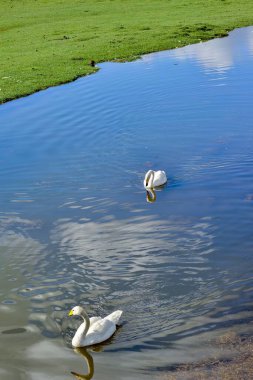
[{"left": 1, "top": 0, "right": 253, "bottom": 103}]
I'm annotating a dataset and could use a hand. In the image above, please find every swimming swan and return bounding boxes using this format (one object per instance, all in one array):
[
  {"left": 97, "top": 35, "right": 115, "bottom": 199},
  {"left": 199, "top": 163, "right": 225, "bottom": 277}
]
[
  {"left": 68, "top": 306, "right": 122, "bottom": 347},
  {"left": 144, "top": 170, "right": 167, "bottom": 188}
]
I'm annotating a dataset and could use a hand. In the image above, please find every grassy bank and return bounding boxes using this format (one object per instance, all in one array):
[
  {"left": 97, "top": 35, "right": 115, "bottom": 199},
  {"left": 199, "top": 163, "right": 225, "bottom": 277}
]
[
  {"left": 161, "top": 332, "right": 253, "bottom": 380},
  {"left": 1, "top": 0, "right": 253, "bottom": 104}
]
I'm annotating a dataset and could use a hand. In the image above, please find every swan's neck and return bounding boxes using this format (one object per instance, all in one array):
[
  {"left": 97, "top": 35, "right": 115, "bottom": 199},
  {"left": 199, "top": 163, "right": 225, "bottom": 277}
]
[
  {"left": 80, "top": 309, "right": 90, "bottom": 337},
  {"left": 72, "top": 309, "right": 91, "bottom": 347},
  {"left": 147, "top": 171, "right": 154, "bottom": 188}
]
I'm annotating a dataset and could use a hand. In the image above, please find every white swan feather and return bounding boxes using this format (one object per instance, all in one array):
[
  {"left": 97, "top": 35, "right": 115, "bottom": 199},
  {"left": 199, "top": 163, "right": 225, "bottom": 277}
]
[
  {"left": 144, "top": 170, "right": 167, "bottom": 188},
  {"left": 69, "top": 306, "right": 122, "bottom": 347}
]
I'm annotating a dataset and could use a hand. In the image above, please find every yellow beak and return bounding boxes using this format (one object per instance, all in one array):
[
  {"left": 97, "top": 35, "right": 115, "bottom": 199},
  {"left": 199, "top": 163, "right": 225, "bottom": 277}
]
[{"left": 68, "top": 310, "right": 73, "bottom": 316}]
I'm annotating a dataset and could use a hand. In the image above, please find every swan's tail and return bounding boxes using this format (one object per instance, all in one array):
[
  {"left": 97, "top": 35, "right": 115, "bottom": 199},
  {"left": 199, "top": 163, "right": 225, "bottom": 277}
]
[{"left": 106, "top": 310, "right": 123, "bottom": 325}]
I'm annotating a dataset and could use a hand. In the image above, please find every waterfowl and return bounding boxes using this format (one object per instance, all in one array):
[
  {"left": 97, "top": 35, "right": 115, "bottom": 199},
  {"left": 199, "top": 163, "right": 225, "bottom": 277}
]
[
  {"left": 68, "top": 306, "right": 122, "bottom": 348},
  {"left": 144, "top": 170, "right": 167, "bottom": 188}
]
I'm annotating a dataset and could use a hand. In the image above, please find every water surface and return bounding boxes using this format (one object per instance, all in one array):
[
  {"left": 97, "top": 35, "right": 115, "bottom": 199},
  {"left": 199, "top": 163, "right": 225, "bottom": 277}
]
[{"left": 1, "top": 27, "right": 253, "bottom": 380}]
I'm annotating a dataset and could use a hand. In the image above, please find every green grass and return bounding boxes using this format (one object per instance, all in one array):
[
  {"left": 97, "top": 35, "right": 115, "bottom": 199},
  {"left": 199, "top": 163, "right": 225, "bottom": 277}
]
[{"left": 1, "top": 0, "right": 253, "bottom": 103}]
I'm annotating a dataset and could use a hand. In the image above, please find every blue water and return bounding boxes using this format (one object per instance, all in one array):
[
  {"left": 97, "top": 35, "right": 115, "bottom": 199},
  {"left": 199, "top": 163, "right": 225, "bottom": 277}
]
[{"left": 0, "top": 27, "right": 253, "bottom": 380}]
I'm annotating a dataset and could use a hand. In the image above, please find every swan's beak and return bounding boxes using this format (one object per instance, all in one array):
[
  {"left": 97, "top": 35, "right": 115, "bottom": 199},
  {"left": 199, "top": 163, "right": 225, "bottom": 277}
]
[{"left": 68, "top": 310, "right": 74, "bottom": 316}]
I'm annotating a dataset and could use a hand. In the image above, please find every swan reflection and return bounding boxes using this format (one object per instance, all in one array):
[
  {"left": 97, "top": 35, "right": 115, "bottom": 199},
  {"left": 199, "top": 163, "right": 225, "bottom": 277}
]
[
  {"left": 70, "top": 326, "right": 122, "bottom": 379},
  {"left": 71, "top": 348, "right": 94, "bottom": 380},
  {"left": 146, "top": 188, "right": 156, "bottom": 203}
]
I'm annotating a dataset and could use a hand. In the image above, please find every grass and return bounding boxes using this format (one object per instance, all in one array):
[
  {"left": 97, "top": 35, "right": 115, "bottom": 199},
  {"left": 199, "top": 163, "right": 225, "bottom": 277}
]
[
  {"left": 160, "top": 332, "right": 253, "bottom": 380},
  {"left": 1, "top": 0, "right": 253, "bottom": 103}
]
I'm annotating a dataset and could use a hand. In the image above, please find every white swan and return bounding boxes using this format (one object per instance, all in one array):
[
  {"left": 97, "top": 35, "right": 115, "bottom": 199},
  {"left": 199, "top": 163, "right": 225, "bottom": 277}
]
[
  {"left": 68, "top": 306, "right": 122, "bottom": 347},
  {"left": 144, "top": 170, "right": 167, "bottom": 188}
]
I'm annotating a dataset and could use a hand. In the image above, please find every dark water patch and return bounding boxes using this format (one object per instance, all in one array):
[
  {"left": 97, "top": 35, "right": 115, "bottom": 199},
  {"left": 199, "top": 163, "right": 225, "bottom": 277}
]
[
  {"left": 2, "top": 327, "right": 26, "bottom": 334},
  {"left": 2, "top": 299, "right": 16, "bottom": 305}
]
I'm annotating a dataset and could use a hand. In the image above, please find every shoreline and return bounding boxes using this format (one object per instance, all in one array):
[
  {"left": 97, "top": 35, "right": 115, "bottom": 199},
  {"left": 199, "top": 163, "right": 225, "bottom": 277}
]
[
  {"left": 160, "top": 331, "right": 253, "bottom": 380},
  {"left": 1, "top": 0, "right": 253, "bottom": 104}
]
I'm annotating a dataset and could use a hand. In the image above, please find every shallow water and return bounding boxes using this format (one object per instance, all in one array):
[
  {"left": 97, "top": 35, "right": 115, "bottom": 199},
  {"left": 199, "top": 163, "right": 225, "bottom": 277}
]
[{"left": 1, "top": 27, "right": 253, "bottom": 379}]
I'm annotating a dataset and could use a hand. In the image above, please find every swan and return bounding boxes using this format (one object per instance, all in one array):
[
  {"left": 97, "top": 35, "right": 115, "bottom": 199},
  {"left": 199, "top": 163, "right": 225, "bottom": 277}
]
[
  {"left": 68, "top": 306, "right": 122, "bottom": 347},
  {"left": 144, "top": 170, "right": 167, "bottom": 188}
]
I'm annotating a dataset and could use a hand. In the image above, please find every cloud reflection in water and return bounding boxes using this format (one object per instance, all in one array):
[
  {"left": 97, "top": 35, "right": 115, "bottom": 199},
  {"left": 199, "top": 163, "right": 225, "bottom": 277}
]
[
  {"left": 48, "top": 214, "right": 219, "bottom": 346},
  {"left": 170, "top": 27, "right": 253, "bottom": 72}
]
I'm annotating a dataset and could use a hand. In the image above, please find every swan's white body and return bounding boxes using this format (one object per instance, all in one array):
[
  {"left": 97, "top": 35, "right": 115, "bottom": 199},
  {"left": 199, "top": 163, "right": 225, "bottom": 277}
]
[
  {"left": 144, "top": 170, "right": 167, "bottom": 188},
  {"left": 69, "top": 306, "right": 122, "bottom": 348}
]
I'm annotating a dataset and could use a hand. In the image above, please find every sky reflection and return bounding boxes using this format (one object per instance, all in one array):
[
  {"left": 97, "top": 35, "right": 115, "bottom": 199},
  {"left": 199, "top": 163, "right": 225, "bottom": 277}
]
[{"left": 171, "top": 27, "right": 253, "bottom": 72}]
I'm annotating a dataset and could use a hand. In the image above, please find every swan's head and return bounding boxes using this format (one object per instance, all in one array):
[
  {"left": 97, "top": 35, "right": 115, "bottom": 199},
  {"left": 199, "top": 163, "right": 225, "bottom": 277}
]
[{"left": 68, "top": 306, "right": 83, "bottom": 316}]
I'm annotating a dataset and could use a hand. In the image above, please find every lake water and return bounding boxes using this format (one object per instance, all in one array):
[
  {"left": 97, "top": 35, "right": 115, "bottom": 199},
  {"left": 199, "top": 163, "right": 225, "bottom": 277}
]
[{"left": 1, "top": 27, "right": 253, "bottom": 380}]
